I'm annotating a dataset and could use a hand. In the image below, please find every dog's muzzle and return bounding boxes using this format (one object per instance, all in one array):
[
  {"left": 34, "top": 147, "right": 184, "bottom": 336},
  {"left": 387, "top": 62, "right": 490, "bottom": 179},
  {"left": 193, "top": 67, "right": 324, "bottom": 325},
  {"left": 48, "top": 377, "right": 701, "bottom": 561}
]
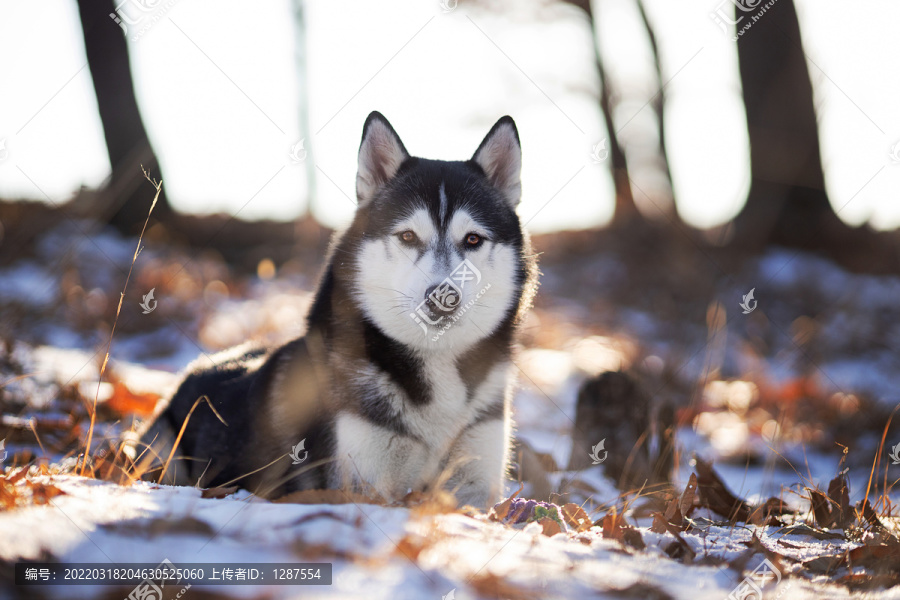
[{"left": 423, "top": 283, "right": 462, "bottom": 317}]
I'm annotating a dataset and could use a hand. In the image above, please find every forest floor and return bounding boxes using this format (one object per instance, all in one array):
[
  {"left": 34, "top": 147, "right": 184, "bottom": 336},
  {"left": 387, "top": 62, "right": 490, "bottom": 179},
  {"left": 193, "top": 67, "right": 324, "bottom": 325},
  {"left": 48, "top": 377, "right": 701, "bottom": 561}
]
[{"left": 1, "top": 204, "right": 900, "bottom": 599}]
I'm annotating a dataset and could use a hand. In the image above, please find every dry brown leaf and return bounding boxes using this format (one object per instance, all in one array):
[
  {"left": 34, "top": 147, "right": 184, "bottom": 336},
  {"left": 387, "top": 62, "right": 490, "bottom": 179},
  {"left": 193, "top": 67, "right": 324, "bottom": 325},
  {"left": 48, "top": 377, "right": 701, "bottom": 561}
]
[
  {"left": 30, "top": 482, "right": 64, "bottom": 505},
  {"left": 776, "top": 523, "right": 845, "bottom": 540},
  {"left": 695, "top": 459, "right": 791, "bottom": 526},
  {"left": 848, "top": 542, "right": 900, "bottom": 568},
  {"left": 103, "top": 516, "right": 215, "bottom": 537},
  {"left": 104, "top": 377, "right": 161, "bottom": 416},
  {"left": 622, "top": 527, "right": 646, "bottom": 550},
  {"left": 403, "top": 489, "right": 458, "bottom": 516},
  {"left": 5, "top": 467, "right": 29, "bottom": 485},
  {"left": 92, "top": 450, "right": 134, "bottom": 486},
  {"left": 680, "top": 472, "right": 698, "bottom": 517},
  {"left": 296, "top": 541, "right": 361, "bottom": 562},
  {"left": 808, "top": 489, "right": 832, "bottom": 528},
  {"left": 650, "top": 511, "right": 668, "bottom": 534},
  {"left": 747, "top": 497, "right": 791, "bottom": 526},
  {"left": 488, "top": 482, "right": 524, "bottom": 522},
  {"left": 0, "top": 480, "right": 18, "bottom": 510},
  {"left": 837, "top": 573, "right": 900, "bottom": 591},
  {"left": 600, "top": 507, "right": 623, "bottom": 538},
  {"left": 599, "top": 508, "right": 645, "bottom": 551},
  {"left": 292, "top": 511, "right": 356, "bottom": 527},
  {"left": 695, "top": 458, "right": 751, "bottom": 522},
  {"left": 201, "top": 486, "right": 239, "bottom": 499},
  {"left": 663, "top": 498, "right": 681, "bottom": 525},
  {"left": 649, "top": 510, "right": 695, "bottom": 560},
  {"left": 827, "top": 475, "right": 852, "bottom": 528},
  {"left": 393, "top": 533, "right": 430, "bottom": 562},
  {"left": 537, "top": 516, "right": 563, "bottom": 537},
  {"left": 803, "top": 554, "right": 845, "bottom": 574},
  {"left": 469, "top": 571, "right": 540, "bottom": 600},
  {"left": 858, "top": 498, "right": 888, "bottom": 533},
  {"left": 561, "top": 503, "right": 592, "bottom": 532}
]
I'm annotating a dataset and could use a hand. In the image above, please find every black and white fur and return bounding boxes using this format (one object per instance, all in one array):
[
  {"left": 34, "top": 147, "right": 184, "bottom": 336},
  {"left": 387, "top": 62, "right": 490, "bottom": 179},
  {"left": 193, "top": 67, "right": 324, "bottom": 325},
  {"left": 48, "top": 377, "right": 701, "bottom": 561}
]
[{"left": 137, "top": 112, "right": 538, "bottom": 508}]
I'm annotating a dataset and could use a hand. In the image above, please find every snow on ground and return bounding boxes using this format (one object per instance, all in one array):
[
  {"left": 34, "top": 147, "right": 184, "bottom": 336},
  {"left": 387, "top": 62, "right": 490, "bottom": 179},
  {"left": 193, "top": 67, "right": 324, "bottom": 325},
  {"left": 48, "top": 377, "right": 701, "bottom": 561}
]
[{"left": 0, "top": 473, "right": 888, "bottom": 600}]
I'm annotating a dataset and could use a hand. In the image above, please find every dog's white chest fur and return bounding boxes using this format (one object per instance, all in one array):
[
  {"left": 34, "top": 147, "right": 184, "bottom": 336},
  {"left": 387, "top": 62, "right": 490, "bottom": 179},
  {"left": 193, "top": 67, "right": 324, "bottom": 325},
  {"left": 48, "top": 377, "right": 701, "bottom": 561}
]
[{"left": 332, "top": 350, "right": 511, "bottom": 505}]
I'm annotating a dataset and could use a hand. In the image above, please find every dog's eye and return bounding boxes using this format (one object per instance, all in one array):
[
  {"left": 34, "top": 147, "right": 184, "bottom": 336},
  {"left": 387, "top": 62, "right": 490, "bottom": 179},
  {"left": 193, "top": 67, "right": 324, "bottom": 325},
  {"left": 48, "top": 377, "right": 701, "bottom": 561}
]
[
  {"left": 398, "top": 230, "right": 418, "bottom": 244},
  {"left": 464, "top": 233, "right": 482, "bottom": 247}
]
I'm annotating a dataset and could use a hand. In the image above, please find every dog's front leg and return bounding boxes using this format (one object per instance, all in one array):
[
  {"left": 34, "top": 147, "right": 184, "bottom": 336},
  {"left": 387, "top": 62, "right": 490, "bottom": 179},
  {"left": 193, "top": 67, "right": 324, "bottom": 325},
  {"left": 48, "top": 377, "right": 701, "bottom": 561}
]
[
  {"left": 442, "top": 409, "right": 511, "bottom": 509},
  {"left": 333, "top": 412, "right": 432, "bottom": 501}
]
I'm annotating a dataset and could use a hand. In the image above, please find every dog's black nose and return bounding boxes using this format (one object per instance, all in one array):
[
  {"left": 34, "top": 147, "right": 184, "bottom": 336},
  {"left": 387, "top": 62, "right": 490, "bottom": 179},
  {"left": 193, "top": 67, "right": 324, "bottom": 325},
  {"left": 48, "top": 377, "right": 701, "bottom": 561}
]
[{"left": 423, "top": 284, "right": 460, "bottom": 315}]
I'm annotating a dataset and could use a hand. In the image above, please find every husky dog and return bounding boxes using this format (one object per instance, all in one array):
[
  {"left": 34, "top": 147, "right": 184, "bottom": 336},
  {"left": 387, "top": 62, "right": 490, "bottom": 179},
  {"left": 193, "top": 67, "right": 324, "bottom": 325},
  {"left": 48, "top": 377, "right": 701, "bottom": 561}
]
[{"left": 137, "top": 112, "right": 537, "bottom": 508}]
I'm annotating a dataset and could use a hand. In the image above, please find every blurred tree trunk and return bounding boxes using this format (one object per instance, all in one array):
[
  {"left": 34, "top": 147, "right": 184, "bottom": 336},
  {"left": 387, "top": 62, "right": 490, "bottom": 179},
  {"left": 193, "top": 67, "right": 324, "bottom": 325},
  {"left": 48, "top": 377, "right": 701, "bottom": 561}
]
[
  {"left": 564, "top": 0, "right": 638, "bottom": 226},
  {"left": 292, "top": 0, "right": 314, "bottom": 217},
  {"left": 635, "top": 0, "right": 675, "bottom": 210},
  {"left": 598, "top": 54, "right": 640, "bottom": 227},
  {"left": 731, "top": 0, "right": 844, "bottom": 249},
  {"left": 76, "top": 0, "right": 172, "bottom": 234}
]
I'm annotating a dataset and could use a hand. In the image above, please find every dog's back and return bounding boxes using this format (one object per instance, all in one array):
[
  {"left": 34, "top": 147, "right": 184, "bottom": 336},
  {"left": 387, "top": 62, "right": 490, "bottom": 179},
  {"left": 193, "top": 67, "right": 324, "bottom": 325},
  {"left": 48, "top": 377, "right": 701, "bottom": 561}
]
[{"left": 140, "top": 338, "right": 333, "bottom": 496}]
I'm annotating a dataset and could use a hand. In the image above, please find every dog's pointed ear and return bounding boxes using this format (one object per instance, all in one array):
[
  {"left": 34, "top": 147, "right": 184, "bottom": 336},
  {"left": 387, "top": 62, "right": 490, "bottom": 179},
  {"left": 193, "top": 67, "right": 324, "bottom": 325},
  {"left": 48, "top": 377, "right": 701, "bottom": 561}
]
[
  {"left": 356, "top": 111, "right": 409, "bottom": 207},
  {"left": 472, "top": 116, "right": 522, "bottom": 207}
]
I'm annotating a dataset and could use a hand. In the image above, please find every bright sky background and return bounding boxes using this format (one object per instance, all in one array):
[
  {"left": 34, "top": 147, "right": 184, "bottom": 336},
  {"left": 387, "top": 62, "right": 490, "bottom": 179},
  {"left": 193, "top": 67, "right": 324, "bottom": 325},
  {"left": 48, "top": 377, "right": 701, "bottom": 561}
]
[{"left": 0, "top": 0, "right": 897, "bottom": 233}]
